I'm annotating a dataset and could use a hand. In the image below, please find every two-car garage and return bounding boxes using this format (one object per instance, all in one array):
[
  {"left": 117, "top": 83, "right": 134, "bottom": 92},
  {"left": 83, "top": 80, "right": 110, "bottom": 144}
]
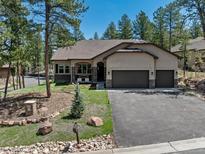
[{"left": 111, "top": 70, "right": 175, "bottom": 88}]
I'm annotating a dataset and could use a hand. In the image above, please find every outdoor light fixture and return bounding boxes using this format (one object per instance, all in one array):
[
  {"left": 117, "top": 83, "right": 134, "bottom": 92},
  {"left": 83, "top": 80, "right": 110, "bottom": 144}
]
[{"left": 151, "top": 72, "right": 153, "bottom": 75}]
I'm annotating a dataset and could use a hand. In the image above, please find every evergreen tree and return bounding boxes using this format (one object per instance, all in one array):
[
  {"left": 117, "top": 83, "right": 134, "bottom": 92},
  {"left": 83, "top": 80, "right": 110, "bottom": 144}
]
[
  {"left": 178, "top": 0, "right": 205, "bottom": 39},
  {"left": 73, "top": 27, "right": 85, "bottom": 41},
  {"left": 118, "top": 14, "right": 133, "bottom": 39},
  {"left": 28, "top": 0, "right": 87, "bottom": 98},
  {"left": 189, "top": 20, "right": 203, "bottom": 39},
  {"left": 164, "top": 2, "right": 182, "bottom": 51},
  {"left": 103, "top": 22, "right": 118, "bottom": 39},
  {"left": 133, "top": 11, "right": 153, "bottom": 41},
  {"left": 93, "top": 32, "right": 99, "bottom": 40},
  {"left": 153, "top": 7, "right": 168, "bottom": 48}
]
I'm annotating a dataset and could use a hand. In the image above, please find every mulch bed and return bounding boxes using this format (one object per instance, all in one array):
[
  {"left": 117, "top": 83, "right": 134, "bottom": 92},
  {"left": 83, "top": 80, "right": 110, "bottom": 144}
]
[{"left": 0, "top": 92, "right": 73, "bottom": 122}]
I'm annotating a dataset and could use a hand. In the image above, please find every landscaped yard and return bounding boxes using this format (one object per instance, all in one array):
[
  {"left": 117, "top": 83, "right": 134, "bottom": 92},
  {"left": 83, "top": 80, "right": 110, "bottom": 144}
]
[{"left": 0, "top": 84, "right": 112, "bottom": 147}]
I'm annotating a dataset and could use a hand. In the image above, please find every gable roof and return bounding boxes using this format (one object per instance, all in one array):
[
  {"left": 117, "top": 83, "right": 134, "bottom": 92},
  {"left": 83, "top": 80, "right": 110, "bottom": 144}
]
[
  {"left": 171, "top": 37, "right": 205, "bottom": 53},
  {"left": 51, "top": 40, "right": 179, "bottom": 60}
]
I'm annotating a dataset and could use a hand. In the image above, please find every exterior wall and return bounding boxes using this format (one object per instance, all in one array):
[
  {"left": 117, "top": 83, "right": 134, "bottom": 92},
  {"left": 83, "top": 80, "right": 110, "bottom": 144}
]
[
  {"left": 106, "top": 52, "right": 155, "bottom": 88},
  {"left": 53, "top": 61, "right": 71, "bottom": 83},
  {"left": 130, "top": 44, "right": 178, "bottom": 80},
  {"left": 0, "top": 68, "right": 9, "bottom": 78}
]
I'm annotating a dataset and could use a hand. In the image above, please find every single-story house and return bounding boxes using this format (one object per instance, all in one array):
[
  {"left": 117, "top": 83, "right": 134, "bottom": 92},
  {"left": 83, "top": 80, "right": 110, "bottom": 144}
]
[
  {"left": 0, "top": 64, "right": 10, "bottom": 79},
  {"left": 51, "top": 40, "right": 179, "bottom": 88},
  {"left": 171, "top": 37, "right": 205, "bottom": 71}
]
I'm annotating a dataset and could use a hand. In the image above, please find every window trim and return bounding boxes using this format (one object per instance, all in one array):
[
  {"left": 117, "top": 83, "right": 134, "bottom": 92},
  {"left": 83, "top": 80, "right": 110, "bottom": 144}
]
[
  {"left": 77, "top": 63, "right": 91, "bottom": 74},
  {"left": 55, "top": 64, "right": 70, "bottom": 74}
]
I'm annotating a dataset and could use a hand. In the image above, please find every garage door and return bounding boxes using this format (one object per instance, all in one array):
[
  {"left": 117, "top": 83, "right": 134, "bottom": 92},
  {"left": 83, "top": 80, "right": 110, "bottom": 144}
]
[
  {"left": 112, "top": 70, "right": 149, "bottom": 88},
  {"left": 156, "top": 70, "right": 174, "bottom": 88}
]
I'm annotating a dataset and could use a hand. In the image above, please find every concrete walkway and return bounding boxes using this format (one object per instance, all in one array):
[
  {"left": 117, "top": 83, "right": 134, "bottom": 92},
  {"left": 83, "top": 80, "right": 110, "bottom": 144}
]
[{"left": 74, "top": 137, "right": 205, "bottom": 154}]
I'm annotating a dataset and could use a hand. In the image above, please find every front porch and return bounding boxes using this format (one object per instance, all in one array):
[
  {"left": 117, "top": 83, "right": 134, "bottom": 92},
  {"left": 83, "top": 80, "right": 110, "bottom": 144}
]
[{"left": 54, "top": 61, "right": 106, "bottom": 84}]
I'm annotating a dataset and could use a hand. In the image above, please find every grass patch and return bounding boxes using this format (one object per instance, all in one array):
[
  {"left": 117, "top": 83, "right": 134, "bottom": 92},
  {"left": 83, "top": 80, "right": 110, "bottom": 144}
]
[{"left": 0, "top": 84, "right": 112, "bottom": 147}]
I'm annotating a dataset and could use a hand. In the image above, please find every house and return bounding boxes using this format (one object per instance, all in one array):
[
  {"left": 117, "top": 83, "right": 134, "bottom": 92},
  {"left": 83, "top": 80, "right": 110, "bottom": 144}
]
[
  {"left": 171, "top": 37, "right": 205, "bottom": 71},
  {"left": 0, "top": 65, "right": 10, "bottom": 79},
  {"left": 51, "top": 40, "right": 179, "bottom": 88}
]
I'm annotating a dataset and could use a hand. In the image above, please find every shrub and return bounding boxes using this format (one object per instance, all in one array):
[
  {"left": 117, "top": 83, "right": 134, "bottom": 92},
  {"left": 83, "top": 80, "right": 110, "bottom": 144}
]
[{"left": 70, "top": 83, "right": 85, "bottom": 118}]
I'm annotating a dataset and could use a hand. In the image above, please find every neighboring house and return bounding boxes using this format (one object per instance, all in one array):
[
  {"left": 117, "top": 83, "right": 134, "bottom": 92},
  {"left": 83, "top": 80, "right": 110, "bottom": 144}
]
[
  {"left": 51, "top": 40, "right": 179, "bottom": 88},
  {"left": 171, "top": 37, "right": 205, "bottom": 71},
  {"left": 0, "top": 65, "right": 10, "bottom": 79}
]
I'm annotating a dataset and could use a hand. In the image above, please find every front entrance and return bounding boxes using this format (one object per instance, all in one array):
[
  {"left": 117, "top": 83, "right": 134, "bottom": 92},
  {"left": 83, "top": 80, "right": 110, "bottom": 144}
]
[{"left": 97, "top": 62, "right": 105, "bottom": 82}]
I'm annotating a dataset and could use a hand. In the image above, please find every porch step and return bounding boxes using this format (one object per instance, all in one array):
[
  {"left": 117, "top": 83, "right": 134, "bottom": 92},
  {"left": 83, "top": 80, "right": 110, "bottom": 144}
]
[{"left": 96, "top": 82, "right": 105, "bottom": 90}]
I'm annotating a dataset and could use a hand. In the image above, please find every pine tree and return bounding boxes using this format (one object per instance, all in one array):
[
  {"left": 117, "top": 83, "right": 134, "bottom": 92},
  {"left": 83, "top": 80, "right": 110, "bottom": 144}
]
[
  {"left": 93, "top": 32, "right": 99, "bottom": 40},
  {"left": 70, "top": 83, "right": 85, "bottom": 119},
  {"left": 118, "top": 14, "right": 133, "bottom": 39},
  {"left": 153, "top": 7, "right": 168, "bottom": 48},
  {"left": 103, "top": 22, "right": 118, "bottom": 39},
  {"left": 164, "top": 2, "right": 182, "bottom": 51},
  {"left": 73, "top": 27, "right": 85, "bottom": 41},
  {"left": 189, "top": 20, "right": 203, "bottom": 39},
  {"left": 133, "top": 11, "right": 153, "bottom": 41}
]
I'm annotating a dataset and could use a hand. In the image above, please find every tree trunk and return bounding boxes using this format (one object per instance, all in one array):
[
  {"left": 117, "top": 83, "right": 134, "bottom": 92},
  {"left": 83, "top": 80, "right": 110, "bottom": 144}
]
[
  {"left": 3, "top": 63, "right": 11, "bottom": 100},
  {"left": 12, "top": 75, "right": 15, "bottom": 90},
  {"left": 45, "top": 0, "right": 51, "bottom": 98},
  {"left": 38, "top": 66, "right": 40, "bottom": 86},
  {"left": 21, "top": 65, "right": 25, "bottom": 88},
  {"left": 18, "top": 64, "right": 22, "bottom": 89},
  {"left": 16, "top": 64, "right": 19, "bottom": 90}
]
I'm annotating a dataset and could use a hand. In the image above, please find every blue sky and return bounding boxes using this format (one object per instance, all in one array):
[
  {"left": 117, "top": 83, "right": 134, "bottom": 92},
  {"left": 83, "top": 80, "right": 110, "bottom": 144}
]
[{"left": 80, "top": 0, "right": 174, "bottom": 39}]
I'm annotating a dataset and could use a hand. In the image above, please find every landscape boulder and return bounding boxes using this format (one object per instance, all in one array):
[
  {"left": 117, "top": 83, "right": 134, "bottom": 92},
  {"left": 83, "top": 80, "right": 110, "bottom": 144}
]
[
  {"left": 87, "top": 116, "right": 103, "bottom": 127},
  {"left": 37, "top": 121, "right": 53, "bottom": 135}
]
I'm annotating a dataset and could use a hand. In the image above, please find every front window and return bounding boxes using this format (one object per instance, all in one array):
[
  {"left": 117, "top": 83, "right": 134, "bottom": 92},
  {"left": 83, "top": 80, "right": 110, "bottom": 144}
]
[
  {"left": 55, "top": 64, "right": 70, "bottom": 74},
  {"left": 59, "top": 65, "right": 64, "bottom": 74},
  {"left": 77, "top": 63, "right": 91, "bottom": 74},
  {"left": 65, "top": 65, "right": 70, "bottom": 73}
]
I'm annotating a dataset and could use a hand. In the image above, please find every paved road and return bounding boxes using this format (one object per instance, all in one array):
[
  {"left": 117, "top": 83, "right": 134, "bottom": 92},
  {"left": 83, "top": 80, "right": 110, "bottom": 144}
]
[{"left": 109, "top": 90, "right": 205, "bottom": 147}]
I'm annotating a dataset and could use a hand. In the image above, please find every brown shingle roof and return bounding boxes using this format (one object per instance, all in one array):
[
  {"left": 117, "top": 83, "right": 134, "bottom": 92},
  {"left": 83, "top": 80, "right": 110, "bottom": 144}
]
[
  {"left": 171, "top": 37, "right": 205, "bottom": 53},
  {"left": 51, "top": 40, "right": 147, "bottom": 60}
]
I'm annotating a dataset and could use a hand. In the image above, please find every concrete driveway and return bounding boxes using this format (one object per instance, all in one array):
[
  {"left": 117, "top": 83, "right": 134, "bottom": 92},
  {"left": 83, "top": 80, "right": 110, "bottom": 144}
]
[{"left": 108, "top": 90, "right": 205, "bottom": 147}]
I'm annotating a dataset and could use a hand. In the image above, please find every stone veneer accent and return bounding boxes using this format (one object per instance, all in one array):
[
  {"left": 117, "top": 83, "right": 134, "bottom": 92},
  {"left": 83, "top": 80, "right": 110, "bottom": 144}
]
[
  {"left": 149, "top": 79, "right": 155, "bottom": 88},
  {"left": 106, "top": 79, "right": 112, "bottom": 88},
  {"left": 174, "top": 79, "right": 178, "bottom": 88},
  {"left": 71, "top": 67, "right": 75, "bottom": 83},
  {"left": 92, "top": 67, "right": 97, "bottom": 82}
]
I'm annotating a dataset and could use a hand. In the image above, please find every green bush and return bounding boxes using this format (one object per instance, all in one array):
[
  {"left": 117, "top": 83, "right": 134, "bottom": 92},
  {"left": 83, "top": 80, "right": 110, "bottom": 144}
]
[{"left": 70, "top": 83, "right": 85, "bottom": 118}]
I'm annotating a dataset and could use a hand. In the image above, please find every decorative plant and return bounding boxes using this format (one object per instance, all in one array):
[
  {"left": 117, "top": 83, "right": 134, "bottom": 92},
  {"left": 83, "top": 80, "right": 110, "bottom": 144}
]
[{"left": 70, "top": 83, "right": 85, "bottom": 118}]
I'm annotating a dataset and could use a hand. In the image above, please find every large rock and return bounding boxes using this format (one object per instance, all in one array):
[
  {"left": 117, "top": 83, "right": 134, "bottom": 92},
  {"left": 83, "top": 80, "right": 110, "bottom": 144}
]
[
  {"left": 87, "top": 116, "right": 103, "bottom": 127},
  {"left": 37, "top": 121, "right": 53, "bottom": 135},
  {"left": 196, "top": 79, "right": 205, "bottom": 91}
]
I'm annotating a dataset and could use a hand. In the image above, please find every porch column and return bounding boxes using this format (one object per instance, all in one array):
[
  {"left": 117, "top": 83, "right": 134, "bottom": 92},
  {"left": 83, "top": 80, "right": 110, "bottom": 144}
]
[
  {"left": 71, "top": 67, "right": 75, "bottom": 83},
  {"left": 92, "top": 67, "right": 97, "bottom": 82}
]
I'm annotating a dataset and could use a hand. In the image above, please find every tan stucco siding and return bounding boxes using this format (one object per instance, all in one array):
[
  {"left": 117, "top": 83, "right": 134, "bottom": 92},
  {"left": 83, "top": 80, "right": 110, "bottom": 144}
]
[
  {"left": 130, "top": 44, "right": 178, "bottom": 79},
  {"left": 106, "top": 53, "right": 155, "bottom": 80}
]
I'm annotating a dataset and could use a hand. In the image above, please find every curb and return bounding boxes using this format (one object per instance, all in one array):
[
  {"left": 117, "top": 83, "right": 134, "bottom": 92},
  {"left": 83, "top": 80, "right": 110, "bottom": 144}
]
[{"left": 73, "top": 137, "right": 205, "bottom": 154}]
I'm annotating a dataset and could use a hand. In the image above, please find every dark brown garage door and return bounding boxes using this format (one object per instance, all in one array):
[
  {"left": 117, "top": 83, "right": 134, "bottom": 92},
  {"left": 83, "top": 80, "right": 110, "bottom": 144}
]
[
  {"left": 112, "top": 70, "right": 149, "bottom": 88},
  {"left": 156, "top": 70, "right": 174, "bottom": 88}
]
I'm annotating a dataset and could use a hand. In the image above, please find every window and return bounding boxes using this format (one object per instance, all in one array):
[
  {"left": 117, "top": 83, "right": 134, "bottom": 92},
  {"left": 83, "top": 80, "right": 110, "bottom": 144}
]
[
  {"left": 77, "top": 63, "right": 91, "bottom": 74},
  {"left": 55, "top": 64, "right": 70, "bottom": 74},
  {"left": 59, "top": 65, "right": 64, "bottom": 74},
  {"left": 65, "top": 65, "right": 70, "bottom": 73}
]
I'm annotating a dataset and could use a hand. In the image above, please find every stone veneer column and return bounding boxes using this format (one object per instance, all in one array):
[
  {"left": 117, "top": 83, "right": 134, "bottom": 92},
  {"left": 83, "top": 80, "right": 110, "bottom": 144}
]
[
  {"left": 149, "top": 79, "right": 155, "bottom": 89},
  {"left": 92, "top": 67, "right": 97, "bottom": 82},
  {"left": 71, "top": 67, "right": 75, "bottom": 83},
  {"left": 174, "top": 79, "right": 178, "bottom": 88},
  {"left": 106, "top": 79, "right": 112, "bottom": 88}
]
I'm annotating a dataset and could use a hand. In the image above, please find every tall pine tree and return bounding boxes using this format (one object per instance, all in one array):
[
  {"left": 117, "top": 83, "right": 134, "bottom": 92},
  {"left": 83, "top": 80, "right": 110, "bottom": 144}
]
[
  {"left": 133, "top": 11, "right": 153, "bottom": 41},
  {"left": 118, "top": 14, "right": 133, "bottom": 39},
  {"left": 103, "top": 22, "right": 118, "bottom": 39}
]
